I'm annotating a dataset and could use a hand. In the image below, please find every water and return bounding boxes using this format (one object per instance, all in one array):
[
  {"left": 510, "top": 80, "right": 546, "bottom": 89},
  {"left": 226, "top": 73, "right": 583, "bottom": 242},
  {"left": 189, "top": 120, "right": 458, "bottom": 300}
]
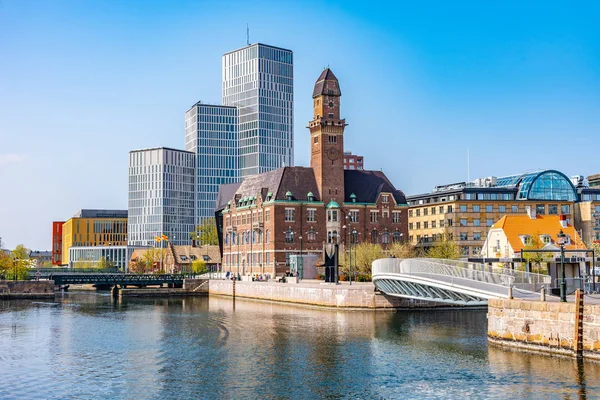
[{"left": 1, "top": 293, "right": 598, "bottom": 400}]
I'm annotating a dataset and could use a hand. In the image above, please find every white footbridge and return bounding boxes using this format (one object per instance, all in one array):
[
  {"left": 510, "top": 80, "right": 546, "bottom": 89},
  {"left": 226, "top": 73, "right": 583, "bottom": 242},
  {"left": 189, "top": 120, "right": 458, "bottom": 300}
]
[{"left": 372, "top": 258, "right": 552, "bottom": 306}]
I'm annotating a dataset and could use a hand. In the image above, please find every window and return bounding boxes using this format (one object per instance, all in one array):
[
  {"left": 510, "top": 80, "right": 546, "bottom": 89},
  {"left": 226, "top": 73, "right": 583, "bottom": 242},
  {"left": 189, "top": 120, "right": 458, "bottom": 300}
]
[
  {"left": 408, "top": 210, "right": 413, "bottom": 217},
  {"left": 265, "top": 210, "right": 271, "bottom": 222},
  {"left": 392, "top": 211, "right": 401, "bottom": 223},
  {"left": 548, "top": 204, "right": 558, "bottom": 215},
  {"left": 328, "top": 135, "right": 337, "bottom": 143},
  {"left": 327, "top": 210, "right": 338, "bottom": 222},
  {"left": 473, "top": 232, "right": 481, "bottom": 241},
  {"left": 382, "top": 195, "right": 389, "bottom": 203},
  {"left": 512, "top": 205, "right": 519, "bottom": 213},
  {"left": 370, "top": 211, "right": 378, "bottom": 223},
  {"left": 265, "top": 230, "right": 270, "bottom": 243},
  {"left": 561, "top": 204, "right": 571, "bottom": 214},
  {"left": 306, "top": 209, "right": 316, "bottom": 222},
  {"left": 486, "top": 219, "right": 494, "bottom": 226},
  {"left": 447, "top": 205, "right": 453, "bottom": 213},
  {"left": 423, "top": 208, "right": 428, "bottom": 216},
  {"left": 393, "top": 231, "right": 402, "bottom": 243},
  {"left": 460, "top": 247, "right": 469, "bottom": 256},
  {"left": 307, "top": 228, "right": 317, "bottom": 242},
  {"left": 285, "top": 209, "right": 295, "bottom": 222},
  {"left": 285, "top": 228, "right": 294, "bottom": 243},
  {"left": 472, "top": 246, "right": 482, "bottom": 256},
  {"left": 486, "top": 205, "right": 493, "bottom": 212},
  {"left": 440, "top": 219, "right": 445, "bottom": 227},
  {"left": 473, "top": 219, "right": 481, "bottom": 227},
  {"left": 447, "top": 219, "right": 453, "bottom": 227},
  {"left": 424, "top": 221, "right": 429, "bottom": 229},
  {"left": 473, "top": 205, "right": 480, "bottom": 212},
  {"left": 499, "top": 205, "right": 506, "bottom": 213},
  {"left": 350, "top": 210, "right": 359, "bottom": 223},
  {"left": 416, "top": 222, "right": 421, "bottom": 229},
  {"left": 431, "top": 221, "right": 436, "bottom": 229},
  {"left": 409, "top": 223, "right": 413, "bottom": 230},
  {"left": 521, "top": 235, "right": 532, "bottom": 246},
  {"left": 416, "top": 209, "right": 421, "bottom": 217},
  {"left": 490, "top": 193, "right": 498, "bottom": 201},
  {"left": 431, "top": 207, "right": 436, "bottom": 215},
  {"left": 536, "top": 204, "right": 546, "bottom": 215},
  {"left": 460, "top": 219, "right": 467, "bottom": 227},
  {"left": 371, "top": 230, "right": 379, "bottom": 244},
  {"left": 313, "top": 136, "right": 318, "bottom": 144},
  {"left": 460, "top": 232, "right": 468, "bottom": 241},
  {"left": 382, "top": 210, "right": 389, "bottom": 219},
  {"left": 439, "top": 206, "right": 444, "bottom": 214},
  {"left": 540, "top": 234, "right": 552, "bottom": 244},
  {"left": 382, "top": 231, "right": 390, "bottom": 244},
  {"left": 460, "top": 205, "right": 467, "bottom": 212}
]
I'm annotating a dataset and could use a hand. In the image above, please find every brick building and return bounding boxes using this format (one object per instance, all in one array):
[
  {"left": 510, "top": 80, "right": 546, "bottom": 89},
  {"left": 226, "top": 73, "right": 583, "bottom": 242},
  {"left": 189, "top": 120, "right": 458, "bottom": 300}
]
[
  {"left": 217, "top": 69, "right": 409, "bottom": 276},
  {"left": 343, "top": 151, "right": 364, "bottom": 170}
]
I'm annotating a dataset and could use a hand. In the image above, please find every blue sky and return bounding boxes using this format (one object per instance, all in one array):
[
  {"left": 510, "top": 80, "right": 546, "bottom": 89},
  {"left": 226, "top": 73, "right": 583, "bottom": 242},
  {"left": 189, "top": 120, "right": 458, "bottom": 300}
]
[{"left": 1, "top": 0, "right": 599, "bottom": 250}]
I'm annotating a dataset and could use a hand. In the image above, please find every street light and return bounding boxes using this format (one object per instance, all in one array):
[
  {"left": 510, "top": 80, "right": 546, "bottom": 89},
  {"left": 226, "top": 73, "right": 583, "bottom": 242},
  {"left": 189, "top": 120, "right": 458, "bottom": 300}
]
[
  {"left": 298, "top": 235, "right": 303, "bottom": 279},
  {"left": 352, "top": 228, "right": 358, "bottom": 284},
  {"left": 558, "top": 229, "right": 567, "bottom": 302}
]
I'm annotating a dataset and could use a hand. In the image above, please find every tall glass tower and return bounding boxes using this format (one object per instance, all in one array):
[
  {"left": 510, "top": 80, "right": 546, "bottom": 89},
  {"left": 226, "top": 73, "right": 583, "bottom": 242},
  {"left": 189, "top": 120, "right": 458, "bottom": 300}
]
[
  {"left": 222, "top": 43, "right": 294, "bottom": 178},
  {"left": 185, "top": 102, "right": 239, "bottom": 225}
]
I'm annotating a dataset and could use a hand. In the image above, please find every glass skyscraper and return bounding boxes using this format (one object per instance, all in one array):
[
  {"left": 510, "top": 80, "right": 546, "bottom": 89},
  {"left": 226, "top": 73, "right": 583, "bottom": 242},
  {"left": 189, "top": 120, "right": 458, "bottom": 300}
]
[
  {"left": 185, "top": 103, "right": 239, "bottom": 225},
  {"left": 222, "top": 43, "right": 294, "bottom": 178},
  {"left": 128, "top": 147, "right": 195, "bottom": 247}
]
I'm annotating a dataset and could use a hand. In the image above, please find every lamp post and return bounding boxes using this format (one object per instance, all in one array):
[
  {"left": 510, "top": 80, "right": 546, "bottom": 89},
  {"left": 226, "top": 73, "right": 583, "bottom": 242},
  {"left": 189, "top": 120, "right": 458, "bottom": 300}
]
[
  {"left": 558, "top": 229, "right": 567, "bottom": 302},
  {"left": 352, "top": 228, "right": 358, "bottom": 284},
  {"left": 298, "top": 235, "right": 303, "bottom": 279}
]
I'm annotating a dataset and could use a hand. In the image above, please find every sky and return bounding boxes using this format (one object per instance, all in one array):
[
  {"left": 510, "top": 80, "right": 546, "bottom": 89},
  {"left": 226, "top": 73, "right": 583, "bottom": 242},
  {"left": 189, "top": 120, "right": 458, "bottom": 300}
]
[{"left": 1, "top": 0, "right": 599, "bottom": 251}]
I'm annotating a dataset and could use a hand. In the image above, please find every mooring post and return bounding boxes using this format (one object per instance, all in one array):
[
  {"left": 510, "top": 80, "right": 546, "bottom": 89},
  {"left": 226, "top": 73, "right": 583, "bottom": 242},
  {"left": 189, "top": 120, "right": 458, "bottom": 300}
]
[
  {"left": 232, "top": 277, "right": 236, "bottom": 299},
  {"left": 111, "top": 285, "right": 119, "bottom": 299},
  {"left": 540, "top": 286, "right": 546, "bottom": 302},
  {"left": 508, "top": 286, "right": 513, "bottom": 300}
]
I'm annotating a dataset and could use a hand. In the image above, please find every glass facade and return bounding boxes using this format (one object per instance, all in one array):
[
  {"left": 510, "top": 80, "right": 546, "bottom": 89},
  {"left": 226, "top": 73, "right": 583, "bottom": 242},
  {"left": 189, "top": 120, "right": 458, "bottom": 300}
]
[
  {"left": 128, "top": 148, "right": 195, "bottom": 247},
  {"left": 69, "top": 246, "right": 131, "bottom": 270},
  {"left": 222, "top": 43, "right": 294, "bottom": 178},
  {"left": 497, "top": 170, "right": 577, "bottom": 201},
  {"left": 185, "top": 104, "right": 239, "bottom": 224}
]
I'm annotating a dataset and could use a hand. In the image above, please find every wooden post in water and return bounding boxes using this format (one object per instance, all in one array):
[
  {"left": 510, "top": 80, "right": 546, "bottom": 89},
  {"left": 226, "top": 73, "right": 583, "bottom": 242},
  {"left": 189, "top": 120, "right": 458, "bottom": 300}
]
[
  {"left": 232, "top": 277, "right": 236, "bottom": 300},
  {"left": 574, "top": 289, "right": 584, "bottom": 358},
  {"left": 111, "top": 285, "right": 119, "bottom": 299}
]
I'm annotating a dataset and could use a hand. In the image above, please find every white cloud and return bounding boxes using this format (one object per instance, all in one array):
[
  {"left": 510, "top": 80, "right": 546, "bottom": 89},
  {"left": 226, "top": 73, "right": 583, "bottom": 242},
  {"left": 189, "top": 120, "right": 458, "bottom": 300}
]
[{"left": 0, "top": 153, "right": 25, "bottom": 165}]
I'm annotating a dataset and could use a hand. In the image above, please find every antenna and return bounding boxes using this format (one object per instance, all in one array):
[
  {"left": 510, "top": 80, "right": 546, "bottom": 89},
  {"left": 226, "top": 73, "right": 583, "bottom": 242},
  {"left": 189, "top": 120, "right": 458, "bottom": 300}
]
[
  {"left": 467, "top": 148, "right": 470, "bottom": 183},
  {"left": 246, "top": 24, "right": 249, "bottom": 46}
]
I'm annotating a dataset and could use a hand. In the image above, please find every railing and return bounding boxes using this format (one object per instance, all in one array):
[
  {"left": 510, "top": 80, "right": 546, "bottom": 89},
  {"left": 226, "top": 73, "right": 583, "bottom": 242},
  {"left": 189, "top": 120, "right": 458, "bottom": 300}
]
[{"left": 373, "top": 258, "right": 552, "bottom": 293}]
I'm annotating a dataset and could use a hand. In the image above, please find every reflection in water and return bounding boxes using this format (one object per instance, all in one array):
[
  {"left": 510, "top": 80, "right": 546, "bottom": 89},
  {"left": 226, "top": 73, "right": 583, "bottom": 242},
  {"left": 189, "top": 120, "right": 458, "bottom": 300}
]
[{"left": 1, "top": 294, "right": 600, "bottom": 399}]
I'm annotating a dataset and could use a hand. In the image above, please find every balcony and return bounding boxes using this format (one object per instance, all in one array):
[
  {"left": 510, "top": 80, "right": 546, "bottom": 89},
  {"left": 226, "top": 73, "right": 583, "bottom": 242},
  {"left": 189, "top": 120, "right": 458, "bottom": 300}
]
[{"left": 252, "top": 221, "right": 264, "bottom": 230}]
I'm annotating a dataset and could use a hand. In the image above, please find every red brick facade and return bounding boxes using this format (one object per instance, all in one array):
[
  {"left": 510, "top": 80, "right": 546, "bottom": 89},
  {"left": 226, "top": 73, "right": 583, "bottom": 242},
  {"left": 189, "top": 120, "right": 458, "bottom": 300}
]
[
  {"left": 52, "top": 221, "right": 64, "bottom": 266},
  {"left": 220, "top": 69, "right": 408, "bottom": 276}
]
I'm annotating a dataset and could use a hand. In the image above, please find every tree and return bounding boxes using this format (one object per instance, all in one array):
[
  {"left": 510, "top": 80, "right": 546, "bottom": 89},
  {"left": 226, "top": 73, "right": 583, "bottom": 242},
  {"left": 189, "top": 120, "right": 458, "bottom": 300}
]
[
  {"left": 97, "top": 256, "right": 116, "bottom": 270},
  {"left": 141, "top": 248, "right": 166, "bottom": 272},
  {"left": 191, "top": 259, "right": 207, "bottom": 275},
  {"left": 128, "top": 259, "right": 146, "bottom": 274},
  {"left": 388, "top": 242, "right": 417, "bottom": 259},
  {"left": 521, "top": 231, "right": 553, "bottom": 273},
  {"left": 354, "top": 243, "right": 385, "bottom": 277},
  {"left": 427, "top": 230, "right": 460, "bottom": 260},
  {"left": 9, "top": 244, "right": 30, "bottom": 280},
  {"left": 0, "top": 251, "right": 12, "bottom": 279},
  {"left": 190, "top": 218, "right": 219, "bottom": 246}
]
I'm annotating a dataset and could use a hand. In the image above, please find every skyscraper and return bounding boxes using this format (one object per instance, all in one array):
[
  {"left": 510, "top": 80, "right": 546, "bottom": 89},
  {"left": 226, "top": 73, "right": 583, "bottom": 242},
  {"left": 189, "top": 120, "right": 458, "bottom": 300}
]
[
  {"left": 128, "top": 147, "right": 195, "bottom": 247},
  {"left": 185, "top": 102, "right": 239, "bottom": 225},
  {"left": 222, "top": 43, "right": 294, "bottom": 178}
]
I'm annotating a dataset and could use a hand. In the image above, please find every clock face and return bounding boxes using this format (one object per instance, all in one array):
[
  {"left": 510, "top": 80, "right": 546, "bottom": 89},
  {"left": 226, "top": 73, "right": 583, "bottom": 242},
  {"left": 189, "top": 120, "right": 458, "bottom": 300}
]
[
  {"left": 327, "top": 147, "right": 339, "bottom": 160},
  {"left": 328, "top": 101, "right": 334, "bottom": 108}
]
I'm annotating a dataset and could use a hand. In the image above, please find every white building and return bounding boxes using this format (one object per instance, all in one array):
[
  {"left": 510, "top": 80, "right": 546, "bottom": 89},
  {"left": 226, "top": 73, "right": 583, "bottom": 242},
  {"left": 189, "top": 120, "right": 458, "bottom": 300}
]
[
  {"left": 222, "top": 43, "right": 294, "bottom": 178},
  {"left": 128, "top": 147, "right": 195, "bottom": 247},
  {"left": 69, "top": 246, "right": 131, "bottom": 270},
  {"left": 185, "top": 103, "right": 239, "bottom": 224}
]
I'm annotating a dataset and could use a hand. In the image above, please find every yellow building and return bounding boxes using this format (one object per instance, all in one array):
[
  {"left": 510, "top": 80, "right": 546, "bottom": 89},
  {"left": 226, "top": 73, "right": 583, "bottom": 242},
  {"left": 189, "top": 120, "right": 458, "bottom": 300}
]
[{"left": 61, "top": 209, "right": 128, "bottom": 266}]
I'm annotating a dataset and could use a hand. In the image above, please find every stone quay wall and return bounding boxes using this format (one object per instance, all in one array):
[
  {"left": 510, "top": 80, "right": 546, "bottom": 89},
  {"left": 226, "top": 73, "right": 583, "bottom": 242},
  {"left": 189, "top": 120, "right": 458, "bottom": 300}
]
[
  {"left": 0, "top": 280, "right": 55, "bottom": 299},
  {"left": 488, "top": 297, "right": 600, "bottom": 360},
  {"left": 208, "top": 280, "right": 449, "bottom": 309}
]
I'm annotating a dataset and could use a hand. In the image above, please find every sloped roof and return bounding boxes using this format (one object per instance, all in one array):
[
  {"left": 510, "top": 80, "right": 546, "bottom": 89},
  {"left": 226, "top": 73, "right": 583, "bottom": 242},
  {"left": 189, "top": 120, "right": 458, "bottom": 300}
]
[
  {"left": 233, "top": 167, "right": 320, "bottom": 202},
  {"left": 171, "top": 245, "right": 221, "bottom": 264},
  {"left": 491, "top": 215, "right": 585, "bottom": 253},
  {"left": 344, "top": 169, "right": 407, "bottom": 204},
  {"left": 313, "top": 68, "right": 341, "bottom": 98},
  {"left": 215, "top": 182, "right": 242, "bottom": 212}
]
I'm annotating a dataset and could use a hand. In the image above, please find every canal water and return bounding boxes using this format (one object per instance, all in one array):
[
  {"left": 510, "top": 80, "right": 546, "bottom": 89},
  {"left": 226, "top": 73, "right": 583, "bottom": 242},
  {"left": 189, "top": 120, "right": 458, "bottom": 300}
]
[{"left": 1, "top": 293, "right": 599, "bottom": 400}]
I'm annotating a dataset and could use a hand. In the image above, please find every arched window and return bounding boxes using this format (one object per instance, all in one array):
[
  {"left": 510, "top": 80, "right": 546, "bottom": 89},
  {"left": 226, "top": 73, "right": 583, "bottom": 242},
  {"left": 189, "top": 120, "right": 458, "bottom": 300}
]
[
  {"left": 225, "top": 232, "right": 229, "bottom": 245},
  {"left": 285, "top": 228, "right": 294, "bottom": 243},
  {"left": 252, "top": 231, "right": 257, "bottom": 244},
  {"left": 382, "top": 231, "right": 390, "bottom": 244},
  {"left": 393, "top": 231, "right": 402, "bottom": 243},
  {"left": 371, "top": 230, "right": 379, "bottom": 244},
  {"left": 327, "top": 231, "right": 333, "bottom": 243},
  {"left": 307, "top": 228, "right": 317, "bottom": 242},
  {"left": 232, "top": 232, "right": 237, "bottom": 245},
  {"left": 258, "top": 230, "right": 263, "bottom": 243},
  {"left": 266, "top": 230, "right": 270, "bottom": 244},
  {"left": 351, "top": 230, "right": 359, "bottom": 244}
]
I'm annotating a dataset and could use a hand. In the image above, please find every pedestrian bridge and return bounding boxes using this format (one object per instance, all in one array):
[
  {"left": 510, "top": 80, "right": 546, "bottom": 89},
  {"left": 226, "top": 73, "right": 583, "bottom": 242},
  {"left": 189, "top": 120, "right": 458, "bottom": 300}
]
[{"left": 372, "top": 258, "right": 552, "bottom": 306}]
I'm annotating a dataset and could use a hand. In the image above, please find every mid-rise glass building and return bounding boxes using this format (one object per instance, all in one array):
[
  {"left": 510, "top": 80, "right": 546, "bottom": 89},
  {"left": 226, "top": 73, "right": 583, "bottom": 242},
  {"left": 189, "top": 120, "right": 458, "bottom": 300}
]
[
  {"left": 128, "top": 147, "right": 195, "bottom": 247},
  {"left": 185, "top": 103, "right": 239, "bottom": 225},
  {"left": 222, "top": 43, "right": 294, "bottom": 178}
]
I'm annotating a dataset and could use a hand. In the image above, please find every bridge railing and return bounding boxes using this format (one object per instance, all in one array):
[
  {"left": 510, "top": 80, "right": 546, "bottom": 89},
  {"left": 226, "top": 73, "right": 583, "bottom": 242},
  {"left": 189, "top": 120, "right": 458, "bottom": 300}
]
[{"left": 373, "top": 258, "right": 551, "bottom": 293}]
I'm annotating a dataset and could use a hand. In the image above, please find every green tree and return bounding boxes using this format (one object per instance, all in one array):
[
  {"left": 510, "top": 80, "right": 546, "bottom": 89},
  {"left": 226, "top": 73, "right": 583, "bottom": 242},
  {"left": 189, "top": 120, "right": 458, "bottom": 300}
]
[
  {"left": 97, "top": 256, "right": 116, "bottom": 270},
  {"left": 9, "top": 244, "right": 31, "bottom": 280},
  {"left": 191, "top": 259, "right": 207, "bottom": 275},
  {"left": 521, "top": 232, "right": 552, "bottom": 273},
  {"left": 353, "top": 243, "right": 385, "bottom": 278},
  {"left": 0, "top": 251, "right": 13, "bottom": 279},
  {"left": 388, "top": 242, "right": 416, "bottom": 259},
  {"left": 128, "top": 259, "right": 146, "bottom": 274},
  {"left": 427, "top": 230, "right": 460, "bottom": 260},
  {"left": 190, "top": 218, "right": 219, "bottom": 246},
  {"left": 142, "top": 248, "right": 166, "bottom": 272}
]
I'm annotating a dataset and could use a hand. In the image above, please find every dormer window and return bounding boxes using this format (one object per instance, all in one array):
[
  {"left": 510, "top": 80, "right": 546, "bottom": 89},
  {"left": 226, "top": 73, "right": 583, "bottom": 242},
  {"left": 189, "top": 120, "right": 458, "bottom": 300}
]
[
  {"left": 520, "top": 235, "right": 533, "bottom": 246},
  {"left": 307, "top": 192, "right": 314, "bottom": 201},
  {"left": 382, "top": 195, "right": 389, "bottom": 203},
  {"left": 286, "top": 191, "right": 293, "bottom": 201},
  {"left": 540, "top": 235, "right": 552, "bottom": 244}
]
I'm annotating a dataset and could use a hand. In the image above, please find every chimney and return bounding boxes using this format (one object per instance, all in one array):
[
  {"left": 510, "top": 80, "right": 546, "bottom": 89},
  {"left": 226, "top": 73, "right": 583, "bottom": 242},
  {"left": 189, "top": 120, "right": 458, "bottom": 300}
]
[
  {"left": 559, "top": 214, "right": 567, "bottom": 228},
  {"left": 526, "top": 205, "right": 536, "bottom": 220}
]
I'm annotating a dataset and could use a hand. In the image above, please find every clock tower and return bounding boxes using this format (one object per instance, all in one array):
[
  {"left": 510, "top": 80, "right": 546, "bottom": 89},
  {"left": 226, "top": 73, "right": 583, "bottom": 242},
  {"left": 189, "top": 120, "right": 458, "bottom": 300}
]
[{"left": 309, "top": 68, "right": 346, "bottom": 205}]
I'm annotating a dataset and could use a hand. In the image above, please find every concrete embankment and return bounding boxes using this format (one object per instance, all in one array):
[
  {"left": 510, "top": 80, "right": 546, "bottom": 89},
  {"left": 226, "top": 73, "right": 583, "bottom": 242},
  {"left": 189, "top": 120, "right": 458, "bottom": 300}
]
[
  {"left": 488, "top": 293, "right": 600, "bottom": 361},
  {"left": 0, "top": 281, "right": 55, "bottom": 299},
  {"left": 208, "top": 280, "right": 449, "bottom": 309},
  {"left": 118, "top": 279, "right": 208, "bottom": 297}
]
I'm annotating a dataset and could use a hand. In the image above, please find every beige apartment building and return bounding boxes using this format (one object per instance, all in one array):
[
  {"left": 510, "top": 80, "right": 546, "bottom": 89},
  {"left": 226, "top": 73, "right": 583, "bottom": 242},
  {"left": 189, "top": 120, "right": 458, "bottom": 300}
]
[{"left": 407, "top": 170, "right": 600, "bottom": 258}]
